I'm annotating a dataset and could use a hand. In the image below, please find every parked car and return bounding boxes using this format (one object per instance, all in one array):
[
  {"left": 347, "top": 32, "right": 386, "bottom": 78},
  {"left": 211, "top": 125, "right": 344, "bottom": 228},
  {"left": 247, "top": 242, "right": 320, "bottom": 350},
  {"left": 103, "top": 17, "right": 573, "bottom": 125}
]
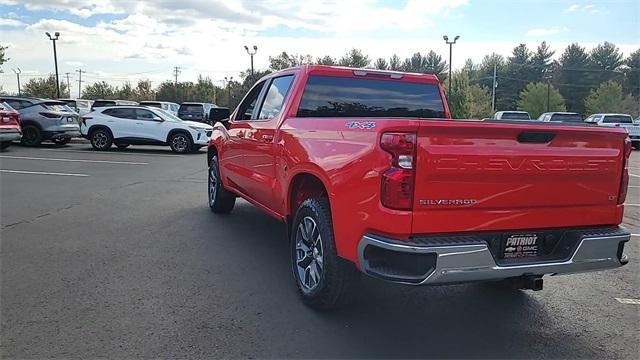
[
  {"left": 139, "top": 101, "right": 180, "bottom": 115},
  {"left": 0, "top": 102, "right": 22, "bottom": 150},
  {"left": 90, "top": 99, "right": 138, "bottom": 111},
  {"left": 0, "top": 96, "right": 80, "bottom": 146},
  {"left": 178, "top": 102, "right": 216, "bottom": 123},
  {"left": 493, "top": 111, "right": 531, "bottom": 120},
  {"left": 538, "top": 112, "right": 582, "bottom": 123},
  {"left": 59, "top": 98, "right": 93, "bottom": 115},
  {"left": 585, "top": 113, "right": 640, "bottom": 149},
  {"left": 207, "top": 65, "right": 631, "bottom": 309},
  {"left": 80, "top": 106, "right": 213, "bottom": 153}
]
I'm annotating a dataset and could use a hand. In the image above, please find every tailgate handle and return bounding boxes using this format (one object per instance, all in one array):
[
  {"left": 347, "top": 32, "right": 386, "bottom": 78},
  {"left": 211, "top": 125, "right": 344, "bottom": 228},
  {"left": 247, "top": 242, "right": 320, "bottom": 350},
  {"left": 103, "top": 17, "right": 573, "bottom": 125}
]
[{"left": 517, "top": 131, "right": 555, "bottom": 143}]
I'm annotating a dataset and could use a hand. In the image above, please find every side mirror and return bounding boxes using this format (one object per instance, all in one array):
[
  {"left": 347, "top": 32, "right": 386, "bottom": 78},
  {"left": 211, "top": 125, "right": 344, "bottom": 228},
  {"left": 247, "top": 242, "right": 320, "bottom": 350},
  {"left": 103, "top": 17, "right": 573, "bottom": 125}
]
[{"left": 209, "top": 107, "right": 231, "bottom": 123}]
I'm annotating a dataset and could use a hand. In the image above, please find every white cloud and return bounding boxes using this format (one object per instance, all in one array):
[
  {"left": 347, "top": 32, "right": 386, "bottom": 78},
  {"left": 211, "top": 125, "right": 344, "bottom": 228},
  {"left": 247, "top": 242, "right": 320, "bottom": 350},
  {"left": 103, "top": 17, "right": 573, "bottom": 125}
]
[
  {"left": 564, "top": 4, "right": 603, "bottom": 14},
  {"left": 0, "top": 18, "right": 26, "bottom": 27},
  {"left": 526, "top": 27, "right": 569, "bottom": 37},
  {"left": 565, "top": 4, "right": 581, "bottom": 12}
]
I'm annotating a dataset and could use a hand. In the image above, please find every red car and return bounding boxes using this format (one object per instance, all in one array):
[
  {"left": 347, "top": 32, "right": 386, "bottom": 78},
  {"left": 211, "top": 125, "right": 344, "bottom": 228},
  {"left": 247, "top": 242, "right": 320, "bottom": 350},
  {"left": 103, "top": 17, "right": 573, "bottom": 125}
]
[
  {"left": 0, "top": 102, "right": 22, "bottom": 150},
  {"left": 207, "top": 65, "right": 632, "bottom": 309}
]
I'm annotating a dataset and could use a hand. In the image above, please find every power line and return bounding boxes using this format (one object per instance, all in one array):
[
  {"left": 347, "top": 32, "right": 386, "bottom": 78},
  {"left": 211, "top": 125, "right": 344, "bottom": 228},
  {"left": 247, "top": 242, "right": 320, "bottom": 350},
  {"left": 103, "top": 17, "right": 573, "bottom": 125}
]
[{"left": 173, "top": 66, "right": 181, "bottom": 86}]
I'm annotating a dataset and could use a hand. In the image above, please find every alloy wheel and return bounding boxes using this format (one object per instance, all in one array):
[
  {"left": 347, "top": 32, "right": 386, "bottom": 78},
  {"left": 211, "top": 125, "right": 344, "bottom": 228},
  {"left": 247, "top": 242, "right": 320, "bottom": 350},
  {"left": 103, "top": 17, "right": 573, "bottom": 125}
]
[
  {"left": 172, "top": 135, "right": 188, "bottom": 152},
  {"left": 208, "top": 163, "right": 217, "bottom": 206},
  {"left": 295, "top": 216, "right": 324, "bottom": 291},
  {"left": 92, "top": 131, "right": 108, "bottom": 149}
]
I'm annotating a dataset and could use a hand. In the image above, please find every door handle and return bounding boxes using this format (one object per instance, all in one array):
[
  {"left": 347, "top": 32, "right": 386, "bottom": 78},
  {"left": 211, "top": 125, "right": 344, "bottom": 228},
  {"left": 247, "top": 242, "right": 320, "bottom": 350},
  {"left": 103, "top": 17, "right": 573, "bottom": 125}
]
[
  {"left": 237, "top": 131, "right": 244, "bottom": 138},
  {"left": 261, "top": 134, "right": 274, "bottom": 143},
  {"left": 136, "top": 122, "right": 144, "bottom": 125}
]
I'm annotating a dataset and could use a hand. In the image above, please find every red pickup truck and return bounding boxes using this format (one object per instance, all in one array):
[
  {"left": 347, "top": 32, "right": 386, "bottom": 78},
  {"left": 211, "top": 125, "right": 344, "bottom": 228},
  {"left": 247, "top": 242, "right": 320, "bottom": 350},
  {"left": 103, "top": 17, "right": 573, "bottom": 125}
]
[{"left": 207, "top": 65, "right": 632, "bottom": 309}]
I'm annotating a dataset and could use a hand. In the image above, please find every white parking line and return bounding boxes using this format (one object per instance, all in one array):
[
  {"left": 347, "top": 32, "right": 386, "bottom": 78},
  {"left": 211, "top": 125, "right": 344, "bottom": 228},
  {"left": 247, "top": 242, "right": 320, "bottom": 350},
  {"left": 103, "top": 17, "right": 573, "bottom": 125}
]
[
  {"left": 39, "top": 148, "right": 182, "bottom": 157},
  {"left": 0, "top": 169, "right": 89, "bottom": 177},
  {"left": 631, "top": 234, "right": 640, "bottom": 237},
  {"left": 615, "top": 298, "right": 640, "bottom": 305},
  {"left": 629, "top": 173, "right": 640, "bottom": 178},
  {"left": 0, "top": 155, "right": 148, "bottom": 165},
  {"left": 624, "top": 204, "right": 640, "bottom": 206}
]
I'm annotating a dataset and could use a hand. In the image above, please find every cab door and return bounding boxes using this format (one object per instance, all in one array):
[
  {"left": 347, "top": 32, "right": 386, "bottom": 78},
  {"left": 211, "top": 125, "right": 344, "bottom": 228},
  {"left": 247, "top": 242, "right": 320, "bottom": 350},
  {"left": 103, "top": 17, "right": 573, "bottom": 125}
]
[
  {"left": 238, "top": 75, "right": 295, "bottom": 212},
  {"left": 221, "top": 81, "right": 267, "bottom": 194}
]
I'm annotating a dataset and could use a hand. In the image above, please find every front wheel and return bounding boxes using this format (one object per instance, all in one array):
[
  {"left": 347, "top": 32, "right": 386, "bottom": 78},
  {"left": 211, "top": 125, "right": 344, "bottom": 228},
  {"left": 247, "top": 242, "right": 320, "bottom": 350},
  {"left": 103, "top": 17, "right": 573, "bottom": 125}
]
[
  {"left": 208, "top": 155, "right": 235, "bottom": 213},
  {"left": 291, "top": 197, "right": 360, "bottom": 310},
  {"left": 169, "top": 132, "right": 192, "bottom": 153}
]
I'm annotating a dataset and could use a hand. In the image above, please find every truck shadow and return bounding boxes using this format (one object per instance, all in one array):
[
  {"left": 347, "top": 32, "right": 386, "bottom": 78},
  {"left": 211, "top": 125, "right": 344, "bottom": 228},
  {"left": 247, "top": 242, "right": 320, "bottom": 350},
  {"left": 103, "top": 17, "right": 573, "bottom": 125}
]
[{"left": 200, "top": 202, "right": 601, "bottom": 359}]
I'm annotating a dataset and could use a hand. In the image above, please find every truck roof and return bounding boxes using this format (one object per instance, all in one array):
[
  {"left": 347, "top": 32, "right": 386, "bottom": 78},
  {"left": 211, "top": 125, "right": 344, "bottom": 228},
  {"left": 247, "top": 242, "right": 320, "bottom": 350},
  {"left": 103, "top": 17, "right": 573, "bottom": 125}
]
[{"left": 268, "top": 65, "right": 441, "bottom": 84}]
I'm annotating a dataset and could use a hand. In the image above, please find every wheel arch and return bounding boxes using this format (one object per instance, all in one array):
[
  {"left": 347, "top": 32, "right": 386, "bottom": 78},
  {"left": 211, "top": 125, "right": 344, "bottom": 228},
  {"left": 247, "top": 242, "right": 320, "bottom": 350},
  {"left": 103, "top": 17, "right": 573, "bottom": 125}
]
[
  {"left": 19, "top": 120, "right": 43, "bottom": 131},
  {"left": 287, "top": 172, "right": 331, "bottom": 222},
  {"left": 166, "top": 128, "right": 193, "bottom": 144},
  {"left": 87, "top": 124, "right": 113, "bottom": 137}
]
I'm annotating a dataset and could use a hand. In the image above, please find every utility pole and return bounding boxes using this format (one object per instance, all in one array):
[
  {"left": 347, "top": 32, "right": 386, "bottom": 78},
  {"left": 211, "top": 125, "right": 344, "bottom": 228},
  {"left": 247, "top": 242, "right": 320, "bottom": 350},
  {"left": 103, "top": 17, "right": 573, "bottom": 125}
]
[
  {"left": 45, "top": 32, "right": 61, "bottom": 98},
  {"left": 173, "top": 66, "right": 181, "bottom": 86},
  {"left": 443, "top": 35, "right": 460, "bottom": 94},
  {"left": 13, "top": 68, "right": 21, "bottom": 96},
  {"left": 545, "top": 75, "right": 552, "bottom": 112},
  {"left": 65, "top": 72, "right": 71, "bottom": 98},
  {"left": 76, "top": 69, "right": 84, "bottom": 98},
  {"left": 244, "top": 45, "right": 258, "bottom": 81},
  {"left": 491, "top": 63, "right": 497, "bottom": 112}
]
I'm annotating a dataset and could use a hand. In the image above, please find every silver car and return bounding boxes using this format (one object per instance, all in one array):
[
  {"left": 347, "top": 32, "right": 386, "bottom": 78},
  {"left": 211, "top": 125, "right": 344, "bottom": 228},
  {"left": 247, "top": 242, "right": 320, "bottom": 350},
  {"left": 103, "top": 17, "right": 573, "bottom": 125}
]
[{"left": 0, "top": 96, "right": 81, "bottom": 146}]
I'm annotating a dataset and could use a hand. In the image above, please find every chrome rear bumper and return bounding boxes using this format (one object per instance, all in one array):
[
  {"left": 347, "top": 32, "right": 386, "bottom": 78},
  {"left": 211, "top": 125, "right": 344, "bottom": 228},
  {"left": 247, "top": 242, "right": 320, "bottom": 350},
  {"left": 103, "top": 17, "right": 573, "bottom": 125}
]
[{"left": 358, "top": 228, "right": 630, "bottom": 285}]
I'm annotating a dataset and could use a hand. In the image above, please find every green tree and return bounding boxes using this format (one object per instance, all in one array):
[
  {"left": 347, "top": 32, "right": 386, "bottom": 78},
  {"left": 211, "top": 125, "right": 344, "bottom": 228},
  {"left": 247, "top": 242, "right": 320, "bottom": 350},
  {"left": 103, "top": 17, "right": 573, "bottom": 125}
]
[
  {"left": 315, "top": 55, "right": 337, "bottom": 66},
  {"left": 529, "top": 41, "right": 555, "bottom": 82},
  {"left": 590, "top": 42, "right": 624, "bottom": 86},
  {"left": 338, "top": 48, "right": 370, "bottom": 68},
  {"left": 620, "top": 94, "right": 640, "bottom": 118},
  {"left": 446, "top": 71, "right": 493, "bottom": 119},
  {"left": 82, "top": 81, "right": 116, "bottom": 100},
  {"left": 402, "top": 52, "right": 428, "bottom": 73},
  {"left": 0, "top": 44, "right": 8, "bottom": 72},
  {"left": 467, "top": 84, "right": 493, "bottom": 119},
  {"left": 556, "top": 43, "right": 593, "bottom": 114},
  {"left": 516, "top": 82, "right": 566, "bottom": 118},
  {"left": 268, "top": 52, "right": 313, "bottom": 71},
  {"left": 388, "top": 54, "right": 402, "bottom": 71},
  {"left": 134, "top": 79, "right": 155, "bottom": 101},
  {"left": 374, "top": 57, "right": 388, "bottom": 70},
  {"left": 117, "top": 82, "right": 135, "bottom": 100},
  {"left": 501, "top": 44, "right": 533, "bottom": 110},
  {"left": 22, "top": 75, "right": 68, "bottom": 99},
  {"left": 623, "top": 49, "right": 640, "bottom": 96},
  {"left": 424, "top": 50, "right": 447, "bottom": 80},
  {"left": 584, "top": 80, "right": 624, "bottom": 114}
]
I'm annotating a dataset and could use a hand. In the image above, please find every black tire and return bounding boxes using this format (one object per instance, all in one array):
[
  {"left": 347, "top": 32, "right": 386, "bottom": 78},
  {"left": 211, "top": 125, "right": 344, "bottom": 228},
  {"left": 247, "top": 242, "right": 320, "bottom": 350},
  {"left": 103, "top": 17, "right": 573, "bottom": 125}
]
[
  {"left": 115, "top": 143, "right": 130, "bottom": 149},
  {"left": 0, "top": 141, "right": 11, "bottom": 150},
  {"left": 633, "top": 142, "right": 640, "bottom": 150},
  {"left": 208, "top": 155, "right": 236, "bottom": 213},
  {"left": 90, "top": 128, "right": 113, "bottom": 151},
  {"left": 291, "top": 197, "right": 360, "bottom": 310},
  {"left": 20, "top": 125, "right": 42, "bottom": 146},
  {"left": 169, "top": 132, "right": 192, "bottom": 154},
  {"left": 53, "top": 138, "right": 71, "bottom": 146}
]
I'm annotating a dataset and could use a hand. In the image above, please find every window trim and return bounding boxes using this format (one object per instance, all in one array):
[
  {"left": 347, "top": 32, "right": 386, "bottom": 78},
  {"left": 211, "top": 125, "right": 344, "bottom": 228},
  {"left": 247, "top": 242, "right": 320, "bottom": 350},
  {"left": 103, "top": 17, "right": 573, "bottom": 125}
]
[{"left": 231, "top": 80, "right": 269, "bottom": 122}]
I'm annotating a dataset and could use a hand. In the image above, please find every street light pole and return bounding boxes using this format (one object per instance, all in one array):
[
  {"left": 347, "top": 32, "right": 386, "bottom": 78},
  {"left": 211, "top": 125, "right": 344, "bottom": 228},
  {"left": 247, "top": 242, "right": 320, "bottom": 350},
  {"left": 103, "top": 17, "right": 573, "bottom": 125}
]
[
  {"left": 46, "top": 32, "right": 61, "bottom": 98},
  {"left": 544, "top": 74, "right": 552, "bottom": 112},
  {"left": 442, "top": 35, "right": 460, "bottom": 94},
  {"left": 244, "top": 45, "right": 258, "bottom": 80}
]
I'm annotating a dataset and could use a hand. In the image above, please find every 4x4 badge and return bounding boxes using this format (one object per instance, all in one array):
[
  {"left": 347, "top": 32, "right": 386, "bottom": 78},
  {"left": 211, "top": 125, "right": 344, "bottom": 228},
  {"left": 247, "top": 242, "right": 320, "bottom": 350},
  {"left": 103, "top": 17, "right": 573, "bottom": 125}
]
[{"left": 345, "top": 121, "right": 376, "bottom": 129}]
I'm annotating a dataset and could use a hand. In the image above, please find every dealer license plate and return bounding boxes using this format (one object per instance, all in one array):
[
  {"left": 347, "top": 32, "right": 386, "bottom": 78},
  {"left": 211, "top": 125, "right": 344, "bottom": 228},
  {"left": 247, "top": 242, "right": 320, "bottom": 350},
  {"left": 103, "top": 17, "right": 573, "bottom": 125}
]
[{"left": 502, "top": 233, "right": 540, "bottom": 258}]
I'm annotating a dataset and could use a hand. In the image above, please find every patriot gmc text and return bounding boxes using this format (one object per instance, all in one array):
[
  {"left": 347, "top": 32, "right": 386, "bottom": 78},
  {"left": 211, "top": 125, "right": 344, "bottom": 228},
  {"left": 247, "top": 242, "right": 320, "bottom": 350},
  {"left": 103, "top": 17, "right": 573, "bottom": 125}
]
[{"left": 206, "top": 65, "right": 632, "bottom": 309}]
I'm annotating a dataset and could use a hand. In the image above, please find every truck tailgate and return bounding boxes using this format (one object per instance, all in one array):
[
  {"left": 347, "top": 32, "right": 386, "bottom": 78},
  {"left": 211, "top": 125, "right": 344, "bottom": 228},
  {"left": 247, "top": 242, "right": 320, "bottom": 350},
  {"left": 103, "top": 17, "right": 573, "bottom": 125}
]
[{"left": 412, "top": 120, "right": 627, "bottom": 233}]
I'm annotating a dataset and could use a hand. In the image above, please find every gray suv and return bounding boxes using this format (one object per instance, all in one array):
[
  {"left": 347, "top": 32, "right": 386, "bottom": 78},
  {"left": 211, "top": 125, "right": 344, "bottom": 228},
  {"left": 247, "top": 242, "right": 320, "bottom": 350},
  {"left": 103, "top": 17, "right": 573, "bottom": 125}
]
[{"left": 0, "top": 96, "right": 81, "bottom": 146}]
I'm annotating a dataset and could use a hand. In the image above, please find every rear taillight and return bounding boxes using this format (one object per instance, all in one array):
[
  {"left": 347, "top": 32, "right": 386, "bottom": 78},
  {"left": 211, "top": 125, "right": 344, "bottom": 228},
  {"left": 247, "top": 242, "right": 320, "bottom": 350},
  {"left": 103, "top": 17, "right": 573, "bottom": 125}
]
[
  {"left": 39, "top": 112, "right": 60, "bottom": 119},
  {"left": 618, "top": 137, "right": 632, "bottom": 205},
  {"left": 380, "top": 132, "right": 416, "bottom": 210}
]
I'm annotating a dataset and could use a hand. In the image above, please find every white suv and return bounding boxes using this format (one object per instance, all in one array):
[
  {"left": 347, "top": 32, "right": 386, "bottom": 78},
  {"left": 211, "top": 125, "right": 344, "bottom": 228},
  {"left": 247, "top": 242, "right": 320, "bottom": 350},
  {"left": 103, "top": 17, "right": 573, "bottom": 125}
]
[{"left": 80, "top": 106, "right": 213, "bottom": 153}]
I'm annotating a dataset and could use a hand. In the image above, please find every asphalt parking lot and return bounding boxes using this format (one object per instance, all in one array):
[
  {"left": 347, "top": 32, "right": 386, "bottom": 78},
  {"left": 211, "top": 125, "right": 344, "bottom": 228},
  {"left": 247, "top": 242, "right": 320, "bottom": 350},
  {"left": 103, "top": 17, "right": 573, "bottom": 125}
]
[{"left": 1, "top": 143, "right": 639, "bottom": 359}]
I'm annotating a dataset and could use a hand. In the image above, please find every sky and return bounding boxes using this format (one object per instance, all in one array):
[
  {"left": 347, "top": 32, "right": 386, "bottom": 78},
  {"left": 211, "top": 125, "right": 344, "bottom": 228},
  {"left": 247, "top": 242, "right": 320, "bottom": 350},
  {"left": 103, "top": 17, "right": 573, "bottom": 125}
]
[{"left": 0, "top": 0, "right": 638, "bottom": 96}]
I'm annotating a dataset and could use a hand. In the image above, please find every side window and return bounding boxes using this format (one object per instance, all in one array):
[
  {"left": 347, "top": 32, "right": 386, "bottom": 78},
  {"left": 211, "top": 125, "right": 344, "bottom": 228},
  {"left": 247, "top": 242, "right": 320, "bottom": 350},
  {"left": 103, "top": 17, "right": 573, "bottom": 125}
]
[
  {"left": 258, "top": 75, "right": 294, "bottom": 120},
  {"left": 5, "top": 100, "right": 24, "bottom": 109},
  {"left": 136, "top": 109, "right": 156, "bottom": 120},
  {"left": 593, "top": 115, "right": 603, "bottom": 123},
  {"left": 235, "top": 81, "right": 266, "bottom": 121},
  {"left": 104, "top": 108, "right": 136, "bottom": 119}
]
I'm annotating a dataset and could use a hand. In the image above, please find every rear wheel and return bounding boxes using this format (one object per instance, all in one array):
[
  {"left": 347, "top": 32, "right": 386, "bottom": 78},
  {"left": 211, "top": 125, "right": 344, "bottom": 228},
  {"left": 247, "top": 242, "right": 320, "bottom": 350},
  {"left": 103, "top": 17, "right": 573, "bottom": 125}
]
[
  {"left": 20, "top": 125, "right": 42, "bottom": 146},
  {"left": 169, "top": 132, "right": 192, "bottom": 153},
  {"left": 208, "top": 155, "right": 235, "bottom": 213},
  {"left": 291, "top": 197, "right": 360, "bottom": 310},
  {"left": 53, "top": 138, "right": 71, "bottom": 146},
  {"left": 90, "top": 128, "right": 113, "bottom": 151}
]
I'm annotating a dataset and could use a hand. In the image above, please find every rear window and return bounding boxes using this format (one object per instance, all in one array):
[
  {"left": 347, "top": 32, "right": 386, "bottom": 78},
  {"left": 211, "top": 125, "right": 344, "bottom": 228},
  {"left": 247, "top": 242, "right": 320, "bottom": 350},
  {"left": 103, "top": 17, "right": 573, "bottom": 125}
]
[
  {"left": 140, "top": 102, "right": 162, "bottom": 108},
  {"left": 603, "top": 115, "right": 633, "bottom": 124},
  {"left": 93, "top": 100, "right": 116, "bottom": 108},
  {"left": 501, "top": 112, "right": 530, "bottom": 120},
  {"left": 179, "top": 104, "right": 204, "bottom": 113},
  {"left": 297, "top": 76, "right": 445, "bottom": 118},
  {"left": 43, "top": 103, "right": 70, "bottom": 112},
  {"left": 551, "top": 113, "right": 582, "bottom": 122}
]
